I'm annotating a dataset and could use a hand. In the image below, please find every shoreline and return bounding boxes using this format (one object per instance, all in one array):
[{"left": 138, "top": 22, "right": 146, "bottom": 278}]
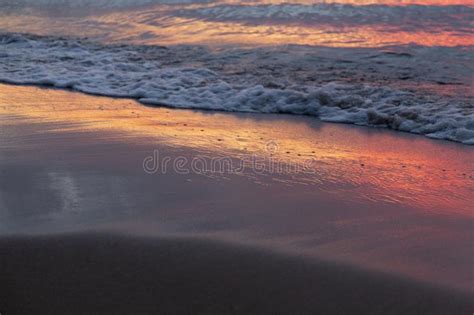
[
  {"left": 1, "top": 29, "right": 473, "bottom": 145},
  {"left": 0, "top": 81, "right": 472, "bottom": 146}
]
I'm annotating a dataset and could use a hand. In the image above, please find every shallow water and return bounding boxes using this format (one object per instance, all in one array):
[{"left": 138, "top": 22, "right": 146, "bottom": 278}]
[{"left": 1, "top": 0, "right": 473, "bottom": 47}]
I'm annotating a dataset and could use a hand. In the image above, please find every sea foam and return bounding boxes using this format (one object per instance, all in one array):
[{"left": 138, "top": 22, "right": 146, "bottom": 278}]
[{"left": 0, "top": 33, "right": 473, "bottom": 144}]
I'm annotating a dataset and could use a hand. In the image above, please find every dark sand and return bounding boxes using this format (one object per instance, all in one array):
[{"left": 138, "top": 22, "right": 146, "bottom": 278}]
[{"left": 1, "top": 233, "right": 473, "bottom": 315}]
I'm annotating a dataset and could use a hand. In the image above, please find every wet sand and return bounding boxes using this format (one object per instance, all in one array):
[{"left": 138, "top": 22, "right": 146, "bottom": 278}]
[{"left": 0, "top": 84, "right": 473, "bottom": 314}]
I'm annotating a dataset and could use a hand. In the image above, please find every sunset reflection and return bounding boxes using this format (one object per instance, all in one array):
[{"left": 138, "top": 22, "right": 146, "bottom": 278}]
[
  {"left": 1, "top": 0, "right": 473, "bottom": 312},
  {"left": 93, "top": 16, "right": 474, "bottom": 47},
  {"left": 220, "top": 0, "right": 473, "bottom": 4},
  {"left": 1, "top": 84, "right": 472, "bottom": 215},
  {"left": 0, "top": 0, "right": 472, "bottom": 47}
]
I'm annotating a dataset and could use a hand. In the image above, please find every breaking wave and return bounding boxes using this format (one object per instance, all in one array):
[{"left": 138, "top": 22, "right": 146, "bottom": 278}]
[{"left": 0, "top": 33, "right": 473, "bottom": 143}]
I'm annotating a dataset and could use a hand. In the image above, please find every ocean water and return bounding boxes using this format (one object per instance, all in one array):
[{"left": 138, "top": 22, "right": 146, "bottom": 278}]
[{"left": 0, "top": 0, "right": 473, "bottom": 143}]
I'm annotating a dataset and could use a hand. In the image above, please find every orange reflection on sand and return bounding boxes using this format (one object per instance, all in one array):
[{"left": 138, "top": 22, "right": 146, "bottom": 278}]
[{"left": 0, "top": 84, "right": 472, "bottom": 215}]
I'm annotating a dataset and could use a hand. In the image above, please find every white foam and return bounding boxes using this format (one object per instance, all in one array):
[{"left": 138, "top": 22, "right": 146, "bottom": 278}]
[{"left": 0, "top": 33, "right": 473, "bottom": 144}]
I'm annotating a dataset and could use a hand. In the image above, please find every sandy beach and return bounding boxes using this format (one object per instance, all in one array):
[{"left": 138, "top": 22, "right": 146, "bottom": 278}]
[
  {"left": 1, "top": 233, "right": 473, "bottom": 314},
  {"left": 0, "top": 84, "right": 473, "bottom": 313},
  {"left": 1, "top": 0, "right": 473, "bottom": 313}
]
